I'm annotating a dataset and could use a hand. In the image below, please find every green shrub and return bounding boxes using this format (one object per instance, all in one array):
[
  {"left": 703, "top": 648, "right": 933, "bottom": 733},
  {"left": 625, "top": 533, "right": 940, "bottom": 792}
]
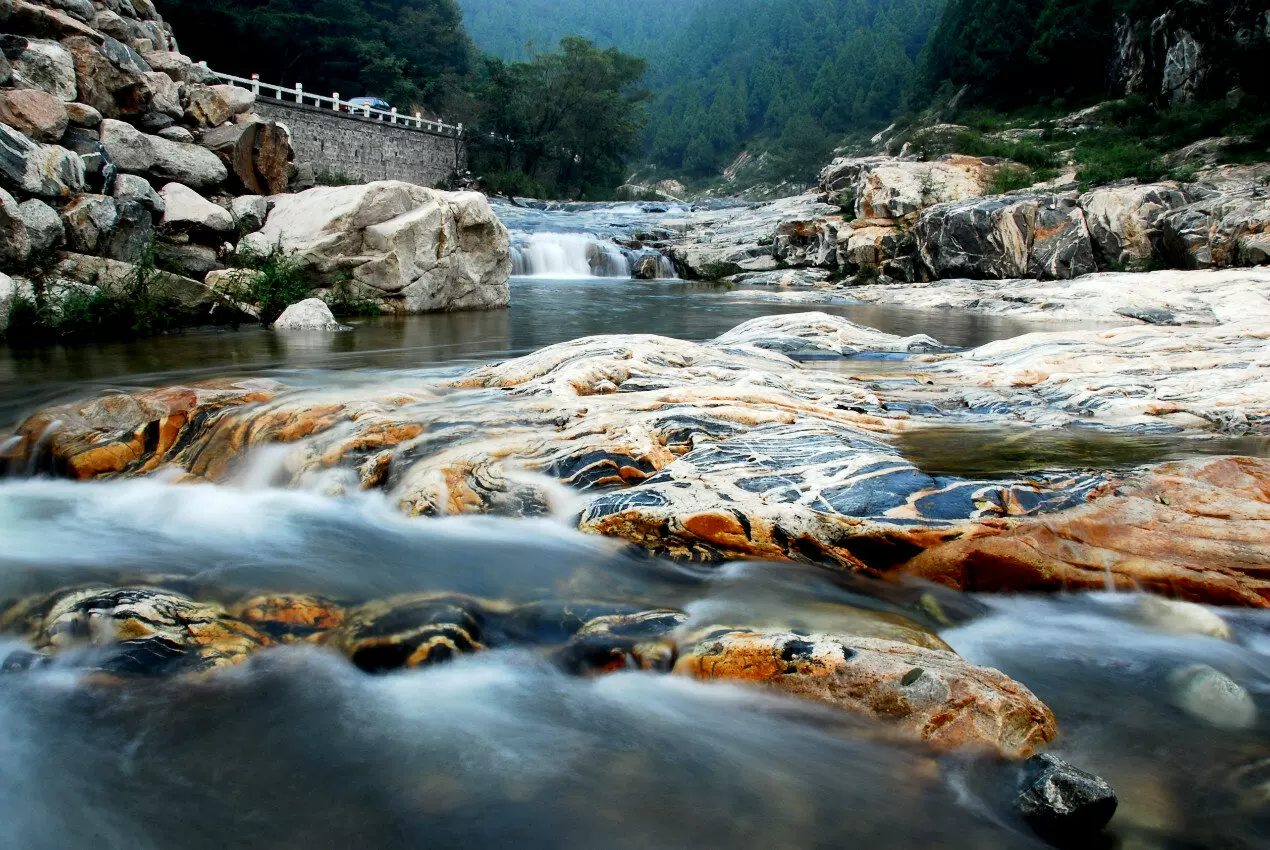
[
  {"left": 226, "top": 245, "right": 315, "bottom": 325},
  {"left": 1075, "top": 139, "right": 1166, "bottom": 187},
  {"left": 314, "top": 167, "right": 359, "bottom": 187},
  {"left": 323, "top": 278, "right": 382, "bottom": 318},
  {"left": 988, "top": 165, "right": 1037, "bottom": 195},
  {"left": 4, "top": 246, "right": 189, "bottom": 344}
]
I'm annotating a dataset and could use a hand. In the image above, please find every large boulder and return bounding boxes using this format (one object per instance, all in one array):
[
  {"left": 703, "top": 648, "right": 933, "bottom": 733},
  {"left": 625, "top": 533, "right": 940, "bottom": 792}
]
[
  {"left": 822, "top": 155, "right": 994, "bottom": 222},
  {"left": 10, "top": 0, "right": 102, "bottom": 41},
  {"left": 200, "top": 118, "right": 294, "bottom": 196},
  {"left": 158, "top": 181, "right": 233, "bottom": 235},
  {"left": 241, "top": 181, "right": 512, "bottom": 314},
  {"left": 668, "top": 194, "right": 840, "bottom": 279},
  {"left": 112, "top": 172, "right": 164, "bottom": 214},
  {"left": 836, "top": 221, "right": 920, "bottom": 279},
  {"left": 106, "top": 198, "right": 153, "bottom": 262},
  {"left": 17, "top": 197, "right": 62, "bottom": 254},
  {"left": 100, "top": 118, "right": 227, "bottom": 189},
  {"left": 52, "top": 252, "right": 214, "bottom": 309},
  {"left": 229, "top": 194, "right": 267, "bottom": 233},
  {"left": 64, "top": 101, "right": 100, "bottom": 127},
  {"left": 140, "top": 49, "right": 202, "bottom": 84},
  {"left": 916, "top": 195, "right": 1097, "bottom": 281},
  {"left": 0, "top": 123, "right": 83, "bottom": 200},
  {"left": 1080, "top": 183, "right": 1193, "bottom": 268},
  {"left": 183, "top": 82, "right": 233, "bottom": 127},
  {"left": 154, "top": 241, "right": 221, "bottom": 278},
  {"left": 0, "top": 87, "right": 68, "bottom": 142},
  {"left": 1159, "top": 190, "right": 1270, "bottom": 269},
  {"left": 0, "top": 272, "right": 34, "bottom": 334},
  {"left": 140, "top": 70, "right": 182, "bottom": 119},
  {"left": 0, "top": 187, "right": 31, "bottom": 266},
  {"left": 61, "top": 193, "right": 118, "bottom": 254},
  {"left": 9, "top": 37, "right": 76, "bottom": 100},
  {"left": 62, "top": 35, "right": 152, "bottom": 119}
]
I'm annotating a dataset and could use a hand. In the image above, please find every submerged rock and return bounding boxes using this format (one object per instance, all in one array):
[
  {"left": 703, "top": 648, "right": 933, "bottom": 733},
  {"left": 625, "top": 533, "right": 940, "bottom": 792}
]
[
  {"left": 1168, "top": 664, "right": 1258, "bottom": 730},
  {"left": 1016, "top": 753, "right": 1118, "bottom": 838},
  {"left": 7, "top": 312, "right": 1270, "bottom": 608},
  {"left": 231, "top": 594, "right": 346, "bottom": 642},
  {"left": 322, "top": 593, "right": 493, "bottom": 673}
]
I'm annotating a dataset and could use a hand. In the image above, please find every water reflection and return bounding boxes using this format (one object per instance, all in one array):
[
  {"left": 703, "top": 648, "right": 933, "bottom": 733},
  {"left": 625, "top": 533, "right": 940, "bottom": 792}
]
[{"left": 897, "top": 425, "right": 1270, "bottom": 477}]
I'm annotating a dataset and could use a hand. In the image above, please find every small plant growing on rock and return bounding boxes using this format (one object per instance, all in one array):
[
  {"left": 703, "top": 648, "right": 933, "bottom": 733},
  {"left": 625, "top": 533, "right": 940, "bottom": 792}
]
[
  {"left": 323, "top": 277, "right": 382, "bottom": 318},
  {"left": 5, "top": 243, "right": 188, "bottom": 343},
  {"left": 988, "top": 165, "right": 1037, "bottom": 195},
  {"left": 225, "top": 246, "right": 315, "bottom": 325}
]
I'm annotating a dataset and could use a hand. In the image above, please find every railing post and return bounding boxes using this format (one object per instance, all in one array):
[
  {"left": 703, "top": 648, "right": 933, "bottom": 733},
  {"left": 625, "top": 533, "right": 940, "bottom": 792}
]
[
  {"left": 295, "top": 82, "right": 303, "bottom": 104},
  {"left": 457, "top": 123, "right": 463, "bottom": 138},
  {"left": 414, "top": 112, "right": 421, "bottom": 129},
  {"left": 390, "top": 107, "right": 398, "bottom": 125},
  {"left": 332, "top": 92, "right": 340, "bottom": 111},
  {"left": 251, "top": 73, "right": 260, "bottom": 96}
]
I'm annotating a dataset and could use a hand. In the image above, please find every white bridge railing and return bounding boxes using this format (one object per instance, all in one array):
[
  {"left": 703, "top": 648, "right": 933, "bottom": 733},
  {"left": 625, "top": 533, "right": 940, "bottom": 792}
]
[{"left": 205, "top": 67, "right": 464, "bottom": 138}]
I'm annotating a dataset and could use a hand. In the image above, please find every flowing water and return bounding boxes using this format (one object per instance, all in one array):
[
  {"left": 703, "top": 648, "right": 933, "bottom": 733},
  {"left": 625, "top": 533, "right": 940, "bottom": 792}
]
[{"left": 0, "top": 206, "right": 1267, "bottom": 849}]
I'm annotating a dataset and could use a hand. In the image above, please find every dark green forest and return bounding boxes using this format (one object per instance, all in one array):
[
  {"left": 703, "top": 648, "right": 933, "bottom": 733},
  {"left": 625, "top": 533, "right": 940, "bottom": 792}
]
[
  {"left": 157, "top": 0, "right": 1270, "bottom": 197},
  {"left": 644, "top": 0, "right": 946, "bottom": 181},
  {"left": 455, "top": 0, "right": 697, "bottom": 62},
  {"left": 157, "top": 0, "right": 473, "bottom": 110}
]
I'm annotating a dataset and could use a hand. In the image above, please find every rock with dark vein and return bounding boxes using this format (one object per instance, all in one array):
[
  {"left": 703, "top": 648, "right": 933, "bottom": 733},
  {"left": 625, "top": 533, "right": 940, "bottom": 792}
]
[{"left": 0, "top": 586, "right": 268, "bottom": 675}]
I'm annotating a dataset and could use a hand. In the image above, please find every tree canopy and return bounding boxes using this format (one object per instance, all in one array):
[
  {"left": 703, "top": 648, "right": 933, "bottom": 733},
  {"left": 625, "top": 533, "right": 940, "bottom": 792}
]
[
  {"left": 467, "top": 37, "right": 651, "bottom": 198},
  {"left": 156, "top": 0, "right": 473, "bottom": 110},
  {"left": 455, "top": 0, "right": 697, "bottom": 63},
  {"left": 644, "top": 0, "right": 946, "bottom": 180}
]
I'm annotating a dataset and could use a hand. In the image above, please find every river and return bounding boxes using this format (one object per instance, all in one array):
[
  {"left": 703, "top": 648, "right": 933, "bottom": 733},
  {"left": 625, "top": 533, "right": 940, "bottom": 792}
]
[{"left": 0, "top": 211, "right": 1266, "bottom": 849}]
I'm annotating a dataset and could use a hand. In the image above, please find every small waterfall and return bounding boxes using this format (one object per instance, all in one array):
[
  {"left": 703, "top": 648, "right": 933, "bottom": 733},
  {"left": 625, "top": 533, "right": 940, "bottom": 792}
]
[
  {"left": 511, "top": 232, "right": 630, "bottom": 278},
  {"left": 629, "top": 249, "right": 677, "bottom": 280}
]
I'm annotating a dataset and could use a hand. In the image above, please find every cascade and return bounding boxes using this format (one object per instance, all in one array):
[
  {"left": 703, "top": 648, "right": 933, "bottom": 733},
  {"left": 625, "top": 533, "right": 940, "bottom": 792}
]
[{"left": 511, "top": 232, "right": 631, "bottom": 278}]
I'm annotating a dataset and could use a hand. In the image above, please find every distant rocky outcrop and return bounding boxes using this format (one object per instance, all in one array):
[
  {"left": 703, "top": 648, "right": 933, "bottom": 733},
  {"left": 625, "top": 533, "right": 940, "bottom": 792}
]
[{"left": 661, "top": 151, "right": 1270, "bottom": 289}]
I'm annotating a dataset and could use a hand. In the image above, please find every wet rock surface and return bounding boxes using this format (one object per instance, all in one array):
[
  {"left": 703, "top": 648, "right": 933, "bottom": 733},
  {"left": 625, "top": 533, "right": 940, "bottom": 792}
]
[
  {"left": 10, "top": 310, "right": 1267, "bottom": 608},
  {"left": 1016, "top": 753, "right": 1119, "bottom": 838}
]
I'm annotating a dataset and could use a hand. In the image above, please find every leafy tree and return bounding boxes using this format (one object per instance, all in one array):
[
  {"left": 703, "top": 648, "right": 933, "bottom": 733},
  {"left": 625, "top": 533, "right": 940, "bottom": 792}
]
[{"left": 467, "top": 38, "right": 650, "bottom": 198}]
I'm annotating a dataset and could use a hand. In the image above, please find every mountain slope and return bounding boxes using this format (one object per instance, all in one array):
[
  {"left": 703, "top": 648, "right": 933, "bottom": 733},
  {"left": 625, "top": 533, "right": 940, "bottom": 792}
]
[
  {"left": 645, "top": 0, "right": 946, "bottom": 180},
  {"left": 455, "top": 0, "right": 699, "bottom": 62}
]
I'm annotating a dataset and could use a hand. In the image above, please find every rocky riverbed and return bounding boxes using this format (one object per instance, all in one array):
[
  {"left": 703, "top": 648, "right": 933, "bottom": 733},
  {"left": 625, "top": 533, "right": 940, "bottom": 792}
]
[{"left": 1, "top": 295, "right": 1269, "bottom": 845}]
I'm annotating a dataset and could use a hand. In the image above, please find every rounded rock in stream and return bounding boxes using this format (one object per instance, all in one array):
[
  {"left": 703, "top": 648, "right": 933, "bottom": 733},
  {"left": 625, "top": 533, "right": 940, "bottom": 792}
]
[
  {"left": 232, "top": 594, "right": 347, "bottom": 643},
  {"left": 1015, "top": 753, "right": 1119, "bottom": 839},
  {"left": 0, "top": 586, "right": 269, "bottom": 675},
  {"left": 556, "top": 609, "right": 687, "bottom": 674},
  {"left": 322, "top": 593, "right": 493, "bottom": 673},
  {"left": 673, "top": 628, "right": 1058, "bottom": 758},
  {"left": 1168, "top": 664, "right": 1258, "bottom": 730}
]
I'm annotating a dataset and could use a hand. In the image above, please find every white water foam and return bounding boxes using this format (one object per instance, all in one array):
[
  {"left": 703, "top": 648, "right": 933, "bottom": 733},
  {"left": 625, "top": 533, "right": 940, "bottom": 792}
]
[{"left": 511, "top": 232, "right": 631, "bottom": 278}]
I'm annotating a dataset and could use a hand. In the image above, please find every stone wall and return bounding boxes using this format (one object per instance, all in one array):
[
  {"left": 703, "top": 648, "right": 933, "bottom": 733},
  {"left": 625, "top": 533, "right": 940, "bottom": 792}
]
[{"left": 252, "top": 98, "right": 467, "bottom": 187}]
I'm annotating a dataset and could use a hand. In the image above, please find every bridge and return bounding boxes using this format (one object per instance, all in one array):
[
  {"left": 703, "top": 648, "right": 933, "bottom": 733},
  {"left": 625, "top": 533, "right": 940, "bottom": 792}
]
[{"left": 209, "top": 69, "right": 469, "bottom": 188}]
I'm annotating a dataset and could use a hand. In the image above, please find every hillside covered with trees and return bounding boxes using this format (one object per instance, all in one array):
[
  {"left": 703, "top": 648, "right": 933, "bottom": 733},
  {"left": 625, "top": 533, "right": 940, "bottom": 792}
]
[
  {"left": 644, "top": 0, "right": 945, "bottom": 181},
  {"left": 455, "top": 0, "right": 697, "bottom": 62}
]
